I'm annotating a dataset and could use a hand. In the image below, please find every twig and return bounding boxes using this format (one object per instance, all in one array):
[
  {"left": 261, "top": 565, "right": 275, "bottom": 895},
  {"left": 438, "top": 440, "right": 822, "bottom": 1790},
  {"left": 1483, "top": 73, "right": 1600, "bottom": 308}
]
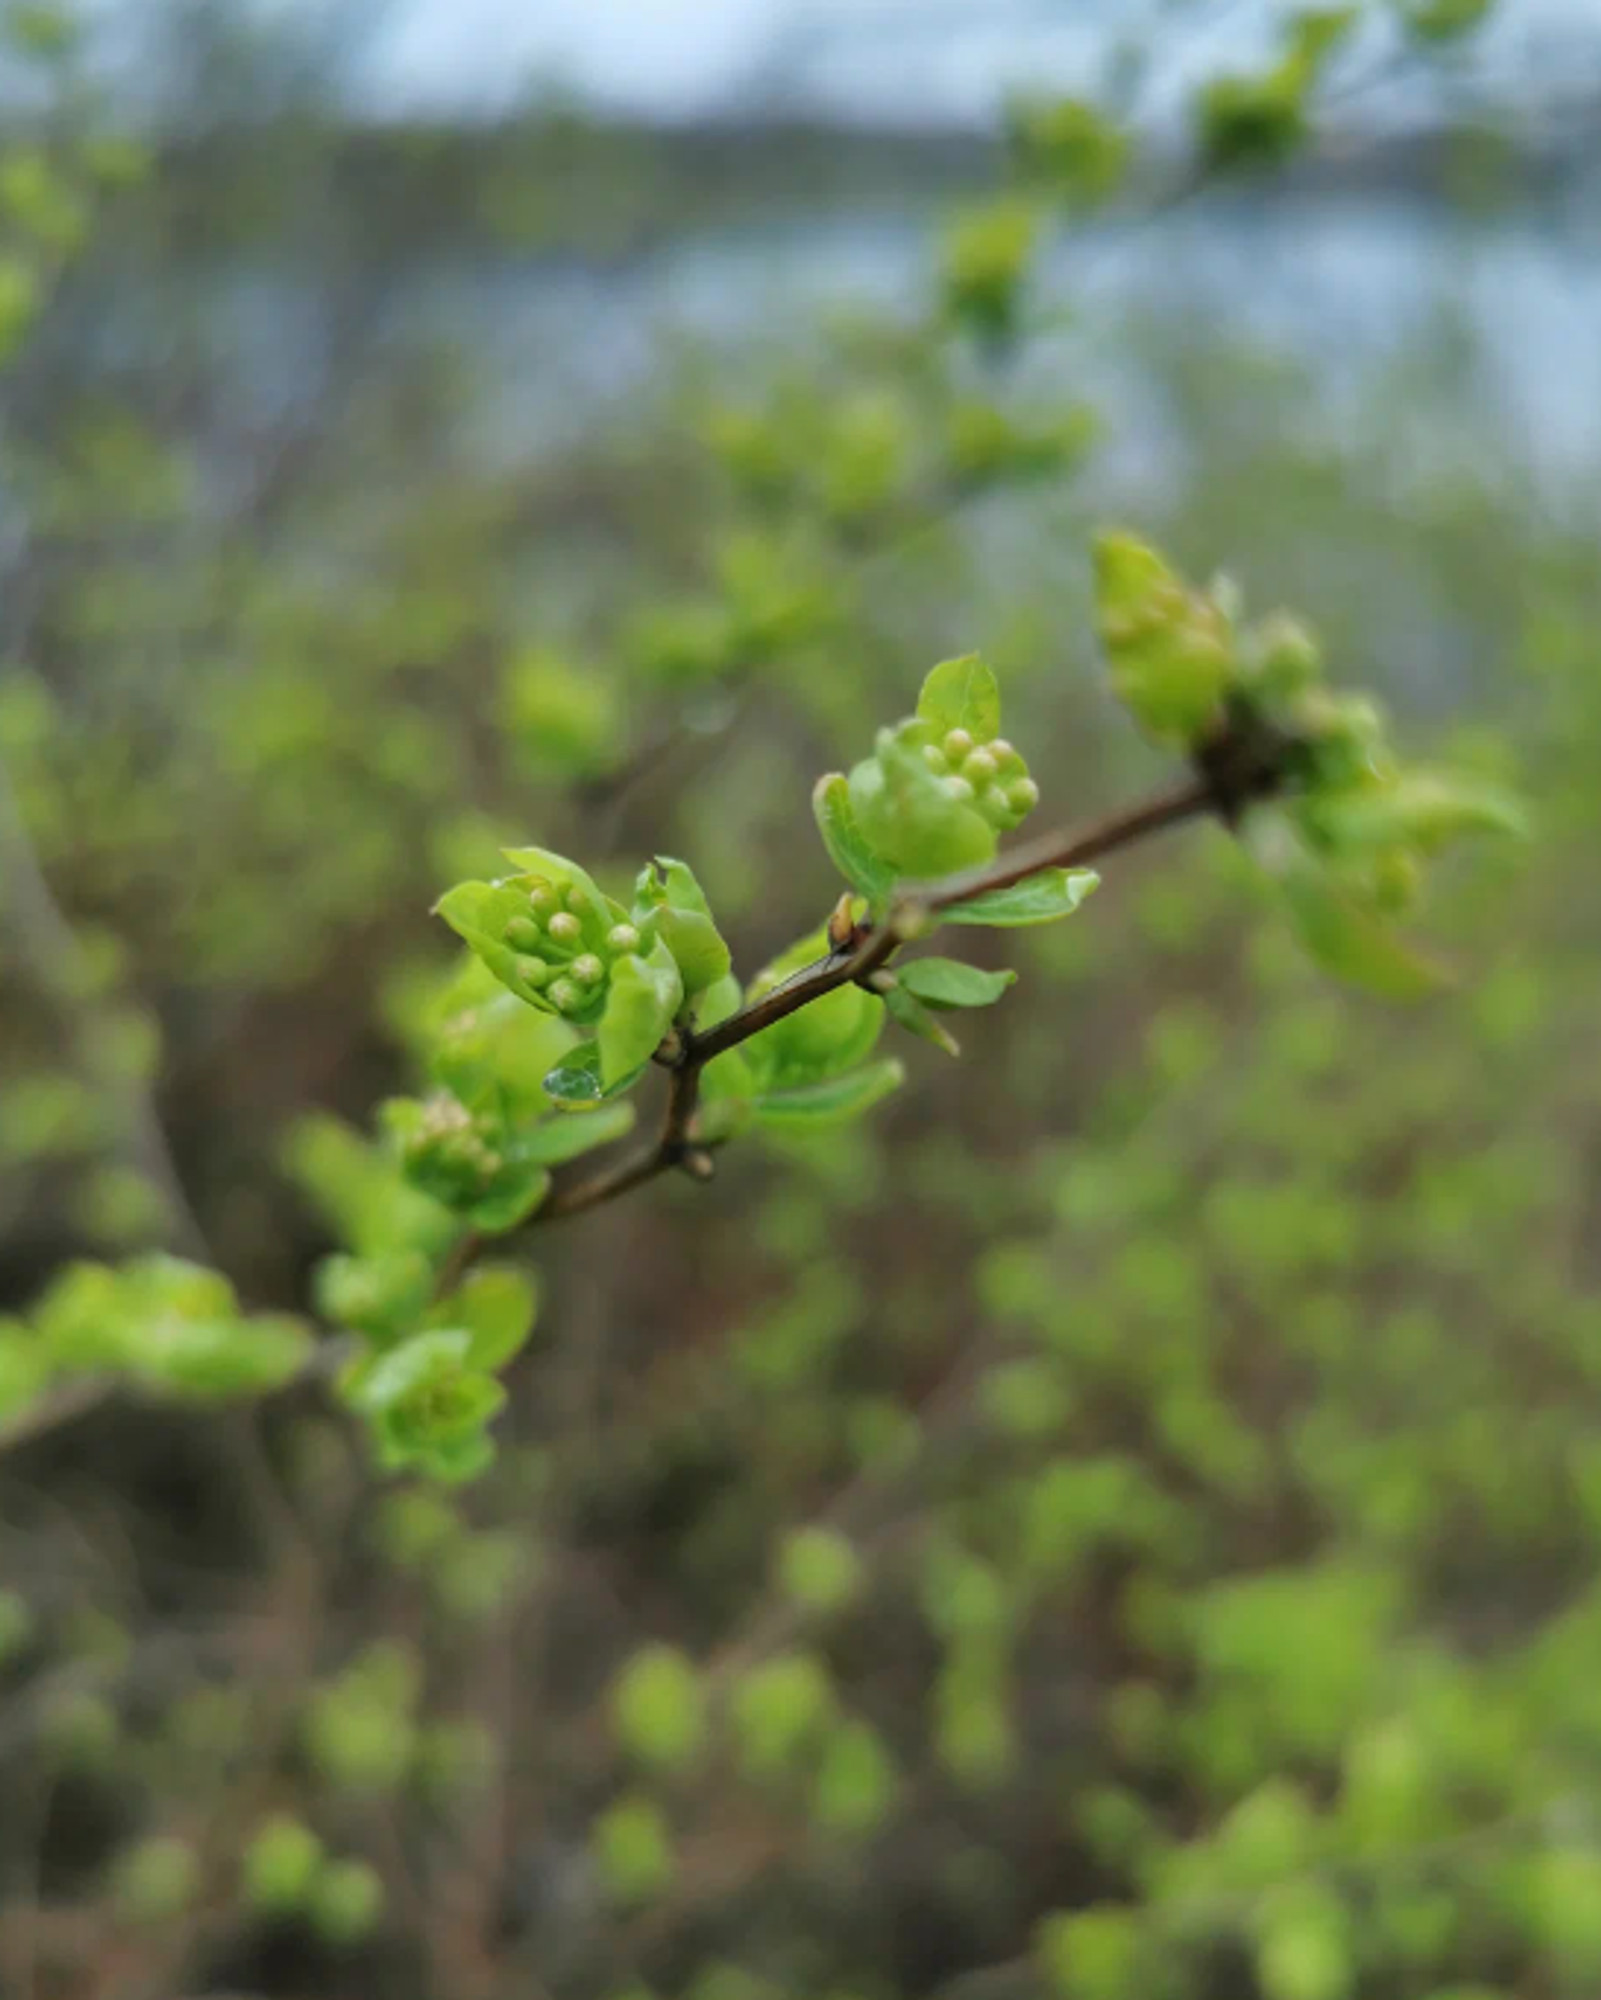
[{"left": 506, "top": 715, "right": 1289, "bottom": 1251}]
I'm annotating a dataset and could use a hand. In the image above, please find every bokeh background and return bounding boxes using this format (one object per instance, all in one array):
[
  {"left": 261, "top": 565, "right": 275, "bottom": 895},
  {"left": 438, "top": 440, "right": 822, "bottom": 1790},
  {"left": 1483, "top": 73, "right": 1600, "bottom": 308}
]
[{"left": 2, "top": 2, "right": 1600, "bottom": 1996}]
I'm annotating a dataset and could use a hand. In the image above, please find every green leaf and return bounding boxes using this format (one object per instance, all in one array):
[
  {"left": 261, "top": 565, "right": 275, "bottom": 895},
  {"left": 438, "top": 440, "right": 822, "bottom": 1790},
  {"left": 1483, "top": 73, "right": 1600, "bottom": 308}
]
[
  {"left": 347, "top": 1328, "right": 507, "bottom": 1481},
  {"left": 498, "top": 845, "right": 613, "bottom": 917},
  {"left": 753, "top": 1058, "right": 905, "bottom": 1130},
  {"left": 632, "top": 856, "right": 731, "bottom": 996},
  {"left": 516, "top": 1101, "right": 635, "bottom": 1166},
  {"left": 432, "top": 881, "right": 560, "bottom": 1012},
  {"left": 697, "top": 1046, "right": 759, "bottom": 1143},
  {"left": 596, "top": 942, "right": 683, "bottom": 1087},
  {"left": 741, "top": 929, "right": 885, "bottom": 1091},
  {"left": 426, "top": 1266, "right": 538, "bottom": 1371},
  {"left": 1094, "top": 531, "right": 1234, "bottom": 745},
  {"left": 1255, "top": 1880, "right": 1354, "bottom": 2000},
  {"left": 431, "top": 990, "right": 576, "bottom": 1118},
  {"left": 942, "top": 868, "right": 1099, "bottom": 927},
  {"left": 1036, "top": 1906, "right": 1143, "bottom": 2000},
  {"left": 612, "top": 1645, "right": 707, "bottom": 1774},
  {"left": 810, "top": 1719, "right": 897, "bottom": 1837},
  {"left": 1287, "top": 5, "right": 1361, "bottom": 72},
  {"left": 1396, "top": 0, "right": 1492, "bottom": 41},
  {"left": 1305, "top": 771, "right": 1527, "bottom": 855},
  {"left": 884, "top": 983, "right": 961, "bottom": 1057},
  {"left": 898, "top": 957, "right": 1016, "bottom": 1010},
  {"left": 695, "top": 969, "right": 743, "bottom": 1031},
  {"left": 464, "top": 1163, "right": 551, "bottom": 1234},
  {"left": 917, "top": 652, "right": 1001, "bottom": 741},
  {"left": 1251, "top": 814, "right": 1445, "bottom": 1000},
  {"left": 812, "top": 771, "right": 897, "bottom": 911}
]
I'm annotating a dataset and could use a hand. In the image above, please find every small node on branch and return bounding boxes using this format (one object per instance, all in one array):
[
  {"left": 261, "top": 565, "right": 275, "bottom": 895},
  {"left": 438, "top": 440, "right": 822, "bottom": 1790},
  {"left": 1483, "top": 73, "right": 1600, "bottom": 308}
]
[
  {"left": 826, "top": 892, "right": 858, "bottom": 953},
  {"left": 1193, "top": 699, "right": 1295, "bottom": 827},
  {"left": 679, "top": 1147, "right": 717, "bottom": 1183}
]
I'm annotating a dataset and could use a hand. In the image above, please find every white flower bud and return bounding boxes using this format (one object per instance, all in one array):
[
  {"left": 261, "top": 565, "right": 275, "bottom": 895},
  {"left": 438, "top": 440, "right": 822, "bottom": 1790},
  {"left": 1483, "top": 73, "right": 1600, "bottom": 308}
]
[
  {"left": 547, "top": 978, "right": 582, "bottom": 1014},
  {"left": 942, "top": 728, "right": 975, "bottom": 763},
  {"left": 922, "top": 744, "right": 949, "bottom": 775},
  {"left": 1007, "top": 776, "right": 1041, "bottom": 815},
  {"left": 963, "top": 747, "right": 999, "bottom": 786},
  {"left": 606, "top": 923, "right": 641, "bottom": 955},
  {"left": 571, "top": 953, "right": 605, "bottom": 987},
  {"left": 546, "top": 911, "right": 583, "bottom": 947},
  {"left": 526, "top": 880, "right": 559, "bottom": 917},
  {"left": 504, "top": 916, "right": 543, "bottom": 952},
  {"left": 943, "top": 774, "right": 976, "bottom": 805}
]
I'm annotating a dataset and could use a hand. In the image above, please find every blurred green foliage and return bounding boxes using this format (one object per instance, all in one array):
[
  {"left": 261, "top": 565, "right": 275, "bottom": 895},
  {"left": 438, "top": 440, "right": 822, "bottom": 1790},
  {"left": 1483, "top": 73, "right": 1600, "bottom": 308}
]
[{"left": 4, "top": 0, "right": 1599, "bottom": 1997}]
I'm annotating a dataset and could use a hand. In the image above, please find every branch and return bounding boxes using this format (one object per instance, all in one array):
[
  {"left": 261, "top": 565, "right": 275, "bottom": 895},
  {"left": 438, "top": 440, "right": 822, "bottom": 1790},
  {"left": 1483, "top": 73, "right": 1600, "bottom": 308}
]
[{"left": 502, "top": 727, "right": 1286, "bottom": 1248}]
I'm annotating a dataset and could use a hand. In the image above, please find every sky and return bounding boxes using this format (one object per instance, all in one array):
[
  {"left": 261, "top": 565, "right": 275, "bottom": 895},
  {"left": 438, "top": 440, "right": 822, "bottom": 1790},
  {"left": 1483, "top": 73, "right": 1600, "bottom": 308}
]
[{"left": 348, "top": 0, "right": 1596, "bottom": 124}]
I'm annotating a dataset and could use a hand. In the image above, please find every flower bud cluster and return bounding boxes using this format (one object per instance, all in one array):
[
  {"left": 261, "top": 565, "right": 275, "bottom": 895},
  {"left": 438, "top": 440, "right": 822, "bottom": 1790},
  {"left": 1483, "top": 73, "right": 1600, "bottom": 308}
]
[
  {"left": 399, "top": 1092, "right": 506, "bottom": 1208},
  {"left": 499, "top": 874, "right": 643, "bottom": 1023},
  {"left": 907, "top": 720, "right": 1041, "bottom": 833}
]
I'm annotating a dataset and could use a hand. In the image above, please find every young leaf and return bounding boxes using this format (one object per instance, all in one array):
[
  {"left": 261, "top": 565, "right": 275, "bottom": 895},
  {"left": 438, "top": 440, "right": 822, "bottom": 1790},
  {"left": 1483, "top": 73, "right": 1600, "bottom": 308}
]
[
  {"left": 433, "top": 881, "right": 561, "bottom": 1012},
  {"left": 517, "top": 1102, "right": 635, "bottom": 1167},
  {"left": 942, "top": 868, "right": 1099, "bottom": 927},
  {"left": 633, "top": 857, "right": 731, "bottom": 996},
  {"left": 753, "top": 1058, "right": 906, "bottom": 1130},
  {"left": 813, "top": 771, "right": 897, "bottom": 911},
  {"left": 697, "top": 1046, "right": 759, "bottom": 1143},
  {"left": 741, "top": 926, "right": 886, "bottom": 1093},
  {"left": 1094, "top": 532, "right": 1234, "bottom": 746},
  {"left": 898, "top": 957, "right": 1017, "bottom": 1010},
  {"left": 1250, "top": 813, "right": 1446, "bottom": 1000},
  {"left": 498, "top": 846, "right": 613, "bottom": 918},
  {"left": 347, "top": 1328, "right": 507, "bottom": 1481},
  {"left": 465, "top": 1162, "right": 551, "bottom": 1235},
  {"left": 427, "top": 1266, "right": 539, "bottom": 1371},
  {"left": 917, "top": 653, "right": 1002, "bottom": 742},
  {"left": 597, "top": 943, "right": 683, "bottom": 1087},
  {"left": 1303, "top": 771, "right": 1527, "bottom": 856},
  {"left": 695, "top": 970, "right": 744, "bottom": 1031},
  {"left": 884, "top": 983, "right": 961, "bottom": 1057}
]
